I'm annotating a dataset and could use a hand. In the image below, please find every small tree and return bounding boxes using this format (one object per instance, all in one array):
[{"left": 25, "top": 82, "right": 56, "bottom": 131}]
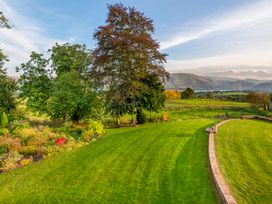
[
  {"left": 181, "top": 88, "right": 195, "bottom": 99},
  {"left": 1, "top": 112, "right": 8, "bottom": 128},
  {"left": 246, "top": 92, "right": 270, "bottom": 111},
  {"left": 16, "top": 52, "right": 52, "bottom": 113}
]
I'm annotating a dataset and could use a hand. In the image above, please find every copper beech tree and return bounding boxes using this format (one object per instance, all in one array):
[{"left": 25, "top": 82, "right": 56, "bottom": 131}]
[{"left": 93, "top": 4, "right": 169, "bottom": 125}]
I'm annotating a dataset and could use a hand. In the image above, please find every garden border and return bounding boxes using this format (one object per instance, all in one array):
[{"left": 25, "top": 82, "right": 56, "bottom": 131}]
[{"left": 207, "top": 115, "right": 272, "bottom": 204}]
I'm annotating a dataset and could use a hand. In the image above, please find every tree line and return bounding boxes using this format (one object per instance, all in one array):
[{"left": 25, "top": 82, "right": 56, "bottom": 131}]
[{"left": 0, "top": 4, "right": 169, "bottom": 126}]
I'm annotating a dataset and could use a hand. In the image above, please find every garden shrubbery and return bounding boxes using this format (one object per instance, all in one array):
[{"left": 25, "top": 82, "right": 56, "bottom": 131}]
[{"left": 0, "top": 117, "right": 106, "bottom": 172}]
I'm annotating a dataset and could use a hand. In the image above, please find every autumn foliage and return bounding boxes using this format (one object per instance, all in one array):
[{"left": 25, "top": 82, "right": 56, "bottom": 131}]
[{"left": 164, "top": 90, "right": 181, "bottom": 99}]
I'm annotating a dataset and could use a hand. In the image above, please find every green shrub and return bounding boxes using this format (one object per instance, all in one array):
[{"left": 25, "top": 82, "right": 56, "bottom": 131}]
[{"left": 1, "top": 112, "right": 8, "bottom": 128}]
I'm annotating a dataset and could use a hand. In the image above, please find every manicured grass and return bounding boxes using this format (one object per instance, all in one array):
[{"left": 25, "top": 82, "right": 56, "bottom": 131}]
[
  {"left": 0, "top": 120, "right": 218, "bottom": 204},
  {"left": 216, "top": 120, "right": 272, "bottom": 204}
]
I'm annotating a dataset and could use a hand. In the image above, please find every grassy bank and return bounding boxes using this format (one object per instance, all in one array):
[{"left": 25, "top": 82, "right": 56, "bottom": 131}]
[{"left": 216, "top": 120, "right": 272, "bottom": 204}]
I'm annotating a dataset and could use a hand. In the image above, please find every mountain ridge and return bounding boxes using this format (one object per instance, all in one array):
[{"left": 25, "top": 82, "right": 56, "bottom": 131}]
[{"left": 165, "top": 73, "right": 272, "bottom": 92}]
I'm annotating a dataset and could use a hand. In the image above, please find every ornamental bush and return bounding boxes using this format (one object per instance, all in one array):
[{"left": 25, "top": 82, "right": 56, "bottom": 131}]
[
  {"left": 1, "top": 112, "right": 8, "bottom": 128},
  {"left": 87, "top": 120, "right": 105, "bottom": 138}
]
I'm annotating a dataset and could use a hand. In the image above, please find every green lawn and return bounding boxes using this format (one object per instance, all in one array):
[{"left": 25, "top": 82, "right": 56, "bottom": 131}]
[
  {"left": 0, "top": 120, "right": 218, "bottom": 204},
  {"left": 216, "top": 120, "right": 272, "bottom": 204}
]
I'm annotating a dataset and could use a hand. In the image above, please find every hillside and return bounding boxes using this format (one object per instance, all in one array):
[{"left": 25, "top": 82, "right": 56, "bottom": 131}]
[{"left": 251, "top": 82, "right": 272, "bottom": 91}]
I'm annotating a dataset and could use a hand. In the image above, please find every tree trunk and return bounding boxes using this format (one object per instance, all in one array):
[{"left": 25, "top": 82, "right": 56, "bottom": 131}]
[{"left": 116, "top": 115, "right": 120, "bottom": 127}]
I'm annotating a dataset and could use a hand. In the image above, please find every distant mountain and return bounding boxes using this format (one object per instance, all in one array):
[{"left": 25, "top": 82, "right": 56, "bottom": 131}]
[
  {"left": 165, "top": 73, "right": 271, "bottom": 92},
  {"left": 206, "top": 70, "right": 272, "bottom": 80},
  {"left": 251, "top": 82, "right": 272, "bottom": 92},
  {"left": 177, "top": 66, "right": 272, "bottom": 80},
  {"left": 165, "top": 73, "right": 219, "bottom": 90}
]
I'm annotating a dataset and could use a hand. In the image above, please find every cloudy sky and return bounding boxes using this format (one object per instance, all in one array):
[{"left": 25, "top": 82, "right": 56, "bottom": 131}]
[{"left": 1, "top": 0, "right": 272, "bottom": 75}]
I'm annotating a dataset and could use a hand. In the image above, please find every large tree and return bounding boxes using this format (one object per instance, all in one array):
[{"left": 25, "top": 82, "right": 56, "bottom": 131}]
[{"left": 93, "top": 4, "right": 169, "bottom": 125}]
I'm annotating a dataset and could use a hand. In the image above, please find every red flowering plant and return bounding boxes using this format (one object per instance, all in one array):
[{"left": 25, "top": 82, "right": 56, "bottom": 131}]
[{"left": 55, "top": 137, "right": 67, "bottom": 146}]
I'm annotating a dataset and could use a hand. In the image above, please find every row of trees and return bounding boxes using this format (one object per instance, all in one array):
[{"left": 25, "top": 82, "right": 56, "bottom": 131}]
[{"left": 0, "top": 4, "right": 169, "bottom": 125}]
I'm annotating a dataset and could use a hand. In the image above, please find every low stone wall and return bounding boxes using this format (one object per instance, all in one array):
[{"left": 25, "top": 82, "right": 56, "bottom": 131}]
[
  {"left": 240, "top": 115, "right": 272, "bottom": 122},
  {"left": 207, "top": 116, "right": 272, "bottom": 204},
  {"left": 207, "top": 119, "right": 237, "bottom": 204}
]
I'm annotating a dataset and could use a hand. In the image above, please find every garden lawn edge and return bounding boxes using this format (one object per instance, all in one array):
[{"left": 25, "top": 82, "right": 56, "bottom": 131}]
[{"left": 207, "top": 119, "right": 237, "bottom": 204}]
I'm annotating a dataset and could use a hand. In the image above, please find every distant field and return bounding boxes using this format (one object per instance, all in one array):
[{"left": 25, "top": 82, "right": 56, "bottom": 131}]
[
  {"left": 165, "top": 99, "right": 249, "bottom": 109},
  {"left": 165, "top": 99, "right": 255, "bottom": 120},
  {"left": 213, "top": 92, "right": 247, "bottom": 96},
  {"left": 0, "top": 120, "right": 218, "bottom": 204},
  {"left": 216, "top": 120, "right": 272, "bottom": 204}
]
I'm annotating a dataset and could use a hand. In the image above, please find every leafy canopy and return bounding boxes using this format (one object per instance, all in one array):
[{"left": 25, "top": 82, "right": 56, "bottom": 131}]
[{"left": 93, "top": 3, "right": 169, "bottom": 122}]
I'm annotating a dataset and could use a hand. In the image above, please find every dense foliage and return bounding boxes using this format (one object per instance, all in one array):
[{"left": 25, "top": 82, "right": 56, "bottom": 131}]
[
  {"left": 181, "top": 88, "right": 195, "bottom": 99},
  {"left": 17, "top": 44, "right": 96, "bottom": 122},
  {"left": 246, "top": 92, "right": 270, "bottom": 110},
  {"left": 47, "top": 72, "right": 96, "bottom": 122}
]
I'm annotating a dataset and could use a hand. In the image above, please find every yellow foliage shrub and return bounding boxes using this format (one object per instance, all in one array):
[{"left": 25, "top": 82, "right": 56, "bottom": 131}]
[{"left": 164, "top": 90, "right": 181, "bottom": 99}]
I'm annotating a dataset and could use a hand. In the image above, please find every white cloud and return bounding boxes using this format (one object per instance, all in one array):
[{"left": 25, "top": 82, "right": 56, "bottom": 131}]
[
  {"left": 161, "top": 0, "right": 272, "bottom": 50},
  {"left": 166, "top": 51, "right": 272, "bottom": 73},
  {"left": 0, "top": 0, "right": 68, "bottom": 75}
]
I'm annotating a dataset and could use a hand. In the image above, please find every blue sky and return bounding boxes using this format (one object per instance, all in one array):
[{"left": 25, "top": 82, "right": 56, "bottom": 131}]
[{"left": 1, "top": 0, "right": 272, "bottom": 74}]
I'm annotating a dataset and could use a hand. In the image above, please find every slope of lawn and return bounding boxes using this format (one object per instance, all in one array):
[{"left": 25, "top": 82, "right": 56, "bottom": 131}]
[
  {"left": 0, "top": 120, "right": 218, "bottom": 204},
  {"left": 216, "top": 120, "right": 272, "bottom": 204}
]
